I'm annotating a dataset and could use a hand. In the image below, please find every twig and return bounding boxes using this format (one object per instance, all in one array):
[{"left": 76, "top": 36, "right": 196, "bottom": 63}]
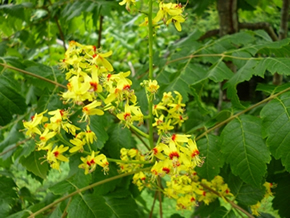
[
  {"left": 61, "top": 197, "right": 72, "bottom": 218},
  {"left": 0, "top": 138, "right": 31, "bottom": 156},
  {"left": 130, "top": 126, "right": 151, "bottom": 150},
  {"left": 157, "top": 177, "right": 163, "bottom": 218},
  {"left": 28, "top": 167, "right": 151, "bottom": 218},
  {"left": 0, "top": 63, "right": 67, "bottom": 89},
  {"left": 149, "top": 191, "right": 158, "bottom": 218},
  {"left": 195, "top": 87, "right": 290, "bottom": 140},
  {"left": 239, "top": 22, "right": 278, "bottom": 41},
  {"left": 97, "top": 16, "right": 104, "bottom": 48}
]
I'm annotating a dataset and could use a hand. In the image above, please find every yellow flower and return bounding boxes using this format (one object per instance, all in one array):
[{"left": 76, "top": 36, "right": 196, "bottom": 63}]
[
  {"left": 119, "top": 0, "right": 136, "bottom": 11},
  {"left": 46, "top": 145, "right": 69, "bottom": 170},
  {"left": 91, "top": 51, "right": 113, "bottom": 72},
  {"left": 166, "top": 15, "right": 185, "bottom": 31},
  {"left": 69, "top": 137, "right": 86, "bottom": 153},
  {"left": 78, "top": 151, "right": 108, "bottom": 174},
  {"left": 81, "top": 100, "right": 104, "bottom": 122},
  {"left": 23, "top": 110, "right": 48, "bottom": 137}
]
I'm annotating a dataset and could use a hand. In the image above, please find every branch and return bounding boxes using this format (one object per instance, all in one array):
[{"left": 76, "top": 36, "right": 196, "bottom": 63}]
[
  {"left": 0, "top": 138, "right": 30, "bottom": 156},
  {"left": 97, "top": 16, "right": 104, "bottom": 48},
  {"left": 239, "top": 22, "right": 278, "bottom": 41},
  {"left": 28, "top": 167, "right": 151, "bottom": 218},
  {"left": 279, "top": 0, "right": 289, "bottom": 40},
  {"left": 54, "top": 15, "right": 67, "bottom": 51},
  {"left": 195, "top": 86, "right": 290, "bottom": 140},
  {"left": 0, "top": 63, "right": 67, "bottom": 89},
  {"left": 198, "top": 29, "right": 219, "bottom": 41}
]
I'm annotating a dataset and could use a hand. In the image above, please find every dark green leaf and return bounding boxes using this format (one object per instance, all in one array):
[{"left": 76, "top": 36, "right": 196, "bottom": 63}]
[
  {"left": 221, "top": 115, "right": 271, "bottom": 186},
  {"left": 211, "top": 207, "right": 236, "bottom": 218},
  {"left": 260, "top": 92, "right": 290, "bottom": 172},
  {"left": 0, "top": 176, "right": 17, "bottom": 204},
  {"left": 0, "top": 75, "right": 27, "bottom": 126},
  {"left": 226, "top": 172, "right": 264, "bottom": 205},
  {"left": 106, "top": 123, "right": 136, "bottom": 158},
  {"left": 271, "top": 172, "right": 290, "bottom": 218},
  {"left": 20, "top": 151, "right": 49, "bottom": 179},
  {"left": 196, "top": 135, "right": 224, "bottom": 180},
  {"left": 67, "top": 191, "right": 139, "bottom": 218},
  {"left": 90, "top": 115, "right": 109, "bottom": 150}
]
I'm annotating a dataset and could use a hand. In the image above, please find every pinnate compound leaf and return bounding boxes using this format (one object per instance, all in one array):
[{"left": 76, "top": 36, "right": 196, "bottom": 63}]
[
  {"left": 221, "top": 115, "right": 271, "bottom": 187},
  {"left": 0, "top": 75, "right": 27, "bottom": 126},
  {"left": 260, "top": 92, "right": 290, "bottom": 172},
  {"left": 106, "top": 124, "right": 136, "bottom": 158},
  {"left": 196, "top": 135, "right": 224, "bottom": 180},
  {"left": 20, "top": 151, "right": 49, "bottom": 179}
]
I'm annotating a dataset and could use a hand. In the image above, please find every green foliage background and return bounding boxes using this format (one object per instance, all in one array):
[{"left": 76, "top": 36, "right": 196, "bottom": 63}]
[{"left": 0, "top": 0, "right": 290, "bottom": 217}]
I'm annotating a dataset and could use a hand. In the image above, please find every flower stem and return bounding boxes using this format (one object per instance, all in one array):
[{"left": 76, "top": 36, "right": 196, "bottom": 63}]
[{"left": 147, "top": 0, "right": 154, "bottom": 149}]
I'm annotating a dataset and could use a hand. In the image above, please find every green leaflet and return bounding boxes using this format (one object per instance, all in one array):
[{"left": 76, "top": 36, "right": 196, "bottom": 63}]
[
  {"left": 271, "top": 172, "right": 290, "bottom": 218},
  {"left": 260, "top": 92, "right": 290, "bottom": 172},
  {"left": 67, "top": 191, "right": 139, "bottom": 218},
  {"left": 0, "top": 75, "right": 27, "bottom": 126},
  {"left": 196, "top": 134, "right": 224, "bottom": 181},
  {"left": 226, "top": 171, "right": 264, "bottom": 205},
  {"left": 220, "top": 115, "right": 271, "bottom": 187},
  {"left": 20, "top": 151, "right": 49, "bottom": 180}
]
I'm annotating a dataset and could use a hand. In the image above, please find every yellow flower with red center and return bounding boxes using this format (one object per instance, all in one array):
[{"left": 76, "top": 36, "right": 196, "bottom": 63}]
[
  {"left": 78, "top": 151, "right": 109, "bottom": 175},
  {"left": 81, "top": 100, "right": 104, "bottom": 122},
  {"left": 46, "top": 145, "right": 69, "bottom": 170}
]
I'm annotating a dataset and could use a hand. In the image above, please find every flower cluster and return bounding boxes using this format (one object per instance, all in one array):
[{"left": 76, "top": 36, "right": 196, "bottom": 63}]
[
  {"left": 153, "top": 91, "right": 187, "bottom": 135},
  {"left": 23, "top": 41, "right": 143, "bottom": 174},
  {"left": 165, "top": 174, "right": 233, "bottom": 210},
  {"left": 119, "top": 1, "right": 186, "bottom": 31}
]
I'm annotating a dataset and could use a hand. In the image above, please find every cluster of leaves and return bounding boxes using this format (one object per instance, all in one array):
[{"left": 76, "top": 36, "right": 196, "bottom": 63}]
[{"left": 1, "top": 0, "right": 290, "bottom": 218}]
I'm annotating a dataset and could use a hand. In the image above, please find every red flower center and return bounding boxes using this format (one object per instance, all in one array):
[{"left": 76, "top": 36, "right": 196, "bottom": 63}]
[
  {"left": 169, "top": 151, "right": 179, "bottom": 160},
  {"left": 162, "top": 167, "right": 170, "bottom": 174},
  {"left": 90, "top": 82, "right": 98, "bottom": 91},
  {"left": 53, "top": 151, "right": 59, "bottom": 158}
]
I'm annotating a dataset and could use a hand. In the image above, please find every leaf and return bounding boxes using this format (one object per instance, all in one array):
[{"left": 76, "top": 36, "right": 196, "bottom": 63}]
[
  {"left": 211, "top": 207, "right": 236, "bottom": 218},
  {"left": 220, "top": 115, "right": 271, "bottom": 187},
  {"left": 271, "top": 172, "right": 290, "bottom": 218},
  {"left": 207, "top": 60, "right": 234, "bottom": 83},
  {"left": 196, "top": 135, "right": 224, "bottom": 180},
  {"left": 67, "top": 191, "right": 139, "bottom": 218},
  {"left": 224, "top": 59, "right": 259, "bottom": 108},
  {"left": 0, "top": 176, "right": 17, "bottom": 204},
  {"left": 93, "top": 163, "right": 121, "bottom": 196},
  {"left": 0, "top": 75, "right": 27, "bottom": 126},
  {"left": 255, "top": 58, "right": 290, "bottom": 76},
  {"left": 260, "top": 92, "right": 290, "bottom": 172},
  {"left": 20, "top": 151, "right": 49, "bottom": 179},
  {"left": 194, "top": 200, "right": 220, "bottom": 217},
  {"left": 24, "top": 64, "right": 58, "bottom": 90},
  {"left": 226, "top": 172, "right": 264, "bottom": 205},
  {"left": 90, "top": 115, "right": 109, "bottom": 150},
  {"left": 106, "top": 123, "right": 136, "bottom": 158}
]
